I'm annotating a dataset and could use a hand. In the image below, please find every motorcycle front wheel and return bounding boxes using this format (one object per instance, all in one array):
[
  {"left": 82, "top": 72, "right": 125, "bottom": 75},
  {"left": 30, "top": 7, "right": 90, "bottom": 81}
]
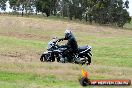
[{"left": 40, "top": 54, "right": 48, "bottom": 62}]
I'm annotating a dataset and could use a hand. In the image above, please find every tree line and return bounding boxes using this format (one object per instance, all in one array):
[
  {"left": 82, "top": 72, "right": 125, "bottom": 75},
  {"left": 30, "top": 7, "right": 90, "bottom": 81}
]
[{"left": 0, "top": 0, "right": 131, "bottom": 27}]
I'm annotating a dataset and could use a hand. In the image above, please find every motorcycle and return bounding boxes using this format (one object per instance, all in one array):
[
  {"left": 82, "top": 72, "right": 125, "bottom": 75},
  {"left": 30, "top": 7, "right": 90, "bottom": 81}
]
[{"left": 40, "top": 37, "right": 92, "bottom": 65}]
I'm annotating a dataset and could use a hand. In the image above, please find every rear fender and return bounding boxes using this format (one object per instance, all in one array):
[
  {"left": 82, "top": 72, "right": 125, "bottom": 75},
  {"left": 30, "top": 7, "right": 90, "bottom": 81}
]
[{"left": 79, "top": 45, "right": 92, "bottom": 54}]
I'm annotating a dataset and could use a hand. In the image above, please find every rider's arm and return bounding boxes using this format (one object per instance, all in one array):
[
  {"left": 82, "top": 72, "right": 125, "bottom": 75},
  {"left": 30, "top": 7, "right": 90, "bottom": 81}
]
[{"left": 58, "top": 37, "right": 67, "bottom": 41}]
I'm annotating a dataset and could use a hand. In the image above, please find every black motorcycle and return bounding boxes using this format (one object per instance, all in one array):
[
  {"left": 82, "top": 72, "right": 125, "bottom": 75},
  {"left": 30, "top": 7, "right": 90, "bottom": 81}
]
[{"left": 40, "top": 38, "right": 92, "bottom": 65}]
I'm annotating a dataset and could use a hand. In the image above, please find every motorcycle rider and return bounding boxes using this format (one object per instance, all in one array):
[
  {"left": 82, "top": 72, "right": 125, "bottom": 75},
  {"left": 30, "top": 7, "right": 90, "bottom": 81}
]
[{"left": 58, "top": 29, "right": 79, "bottom": 62}]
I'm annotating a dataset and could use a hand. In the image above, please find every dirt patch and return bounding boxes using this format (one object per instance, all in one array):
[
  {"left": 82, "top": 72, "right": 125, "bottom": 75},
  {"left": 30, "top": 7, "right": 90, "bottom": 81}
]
[
  {"left": 0, "top": 50, "right": 40, "bottom": 63},
  {"left": 0, "top": 16, "right": 132, "bottom": 39},
  {"left": 0, "top": 32, "right": 50, "bottom": 41},
  {"left": 0, "top": 52, "right": 22, "bottom": 58}
]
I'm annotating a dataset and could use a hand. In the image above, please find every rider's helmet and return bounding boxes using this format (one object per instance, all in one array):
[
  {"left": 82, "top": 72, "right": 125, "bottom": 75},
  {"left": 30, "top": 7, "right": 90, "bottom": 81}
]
[{"left": 64, "top": 28, "right": 72, "bottom": 39}]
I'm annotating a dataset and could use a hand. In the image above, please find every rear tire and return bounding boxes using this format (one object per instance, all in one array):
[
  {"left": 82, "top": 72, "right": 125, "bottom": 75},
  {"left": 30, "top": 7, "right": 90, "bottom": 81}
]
[{"left": 85, "top": 54, "right": 91, "bottom": 65}]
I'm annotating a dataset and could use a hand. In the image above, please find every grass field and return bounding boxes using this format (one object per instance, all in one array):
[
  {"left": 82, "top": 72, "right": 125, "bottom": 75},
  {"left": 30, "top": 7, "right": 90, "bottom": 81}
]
[{"left": 0, "top": 15, "right": 132, "bottom": 88}]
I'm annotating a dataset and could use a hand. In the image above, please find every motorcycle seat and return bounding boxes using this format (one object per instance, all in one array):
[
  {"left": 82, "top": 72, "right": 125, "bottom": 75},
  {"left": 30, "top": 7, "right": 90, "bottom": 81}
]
[{"left": 78, "top": 46, "right": 88, "bottom": 52}]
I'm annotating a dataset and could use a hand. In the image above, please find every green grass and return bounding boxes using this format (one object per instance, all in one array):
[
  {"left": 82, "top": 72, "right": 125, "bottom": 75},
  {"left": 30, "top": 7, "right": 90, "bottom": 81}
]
[
  {"left": 0, "top": 35, "right": 131, "bottom": 67},
  {"left": 0, "top": 15, "right": 132, "bottom": 88},
  {"left": 0, "top": 71, "right": 80, "bottom": 88},
  {"left": 92, "top": 37, "right": 132, "bottom": 67},
  {"left": 0, "top": 36, "right": 44, "bottom": 50}
]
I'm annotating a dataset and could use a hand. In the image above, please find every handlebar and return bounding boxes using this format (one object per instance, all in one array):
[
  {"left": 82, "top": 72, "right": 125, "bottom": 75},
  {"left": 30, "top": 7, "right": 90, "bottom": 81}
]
[{"left": 55, "top": 39, "right": 63, "bottom": 43}]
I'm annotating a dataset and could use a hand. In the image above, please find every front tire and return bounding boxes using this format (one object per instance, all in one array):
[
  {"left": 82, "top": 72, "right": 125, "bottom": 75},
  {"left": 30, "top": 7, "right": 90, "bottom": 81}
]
[
  {"left": 40, "top": 54, "right": 45, "bottom": 62},
  {"left": 40, "top": 53, "right": 56, "bottom": 62}
]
